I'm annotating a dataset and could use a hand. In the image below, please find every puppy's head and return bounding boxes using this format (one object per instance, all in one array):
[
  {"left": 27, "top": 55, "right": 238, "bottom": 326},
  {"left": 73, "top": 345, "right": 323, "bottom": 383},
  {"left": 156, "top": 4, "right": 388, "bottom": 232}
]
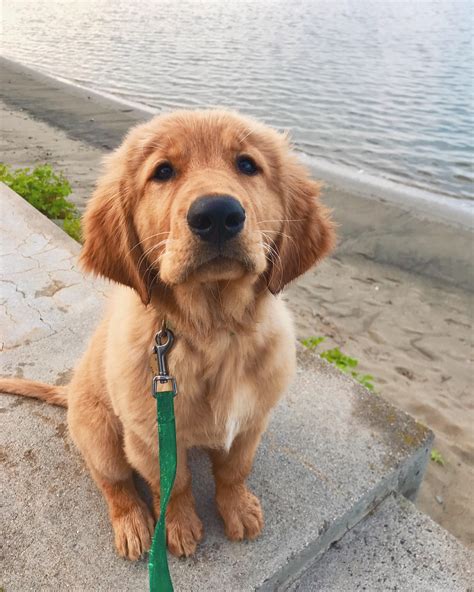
[{"left": 80, "top": 110, "right": 334, "bottom": 303}]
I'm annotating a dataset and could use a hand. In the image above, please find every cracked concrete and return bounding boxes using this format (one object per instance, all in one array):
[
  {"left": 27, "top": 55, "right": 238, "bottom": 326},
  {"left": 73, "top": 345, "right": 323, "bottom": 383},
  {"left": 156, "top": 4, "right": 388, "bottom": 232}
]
[{"left": 0, "top": 183, "right": 107, "bottom": 360}]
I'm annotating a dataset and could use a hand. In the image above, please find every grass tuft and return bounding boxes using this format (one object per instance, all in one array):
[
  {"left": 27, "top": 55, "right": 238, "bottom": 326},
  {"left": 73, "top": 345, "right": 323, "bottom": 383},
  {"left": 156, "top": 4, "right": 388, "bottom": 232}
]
[
  {"left": 430, "top": 448, "right": 445, "bottom": 466},
  {"left": 302, "top": 336, "right": 375, "bottom": 391}
]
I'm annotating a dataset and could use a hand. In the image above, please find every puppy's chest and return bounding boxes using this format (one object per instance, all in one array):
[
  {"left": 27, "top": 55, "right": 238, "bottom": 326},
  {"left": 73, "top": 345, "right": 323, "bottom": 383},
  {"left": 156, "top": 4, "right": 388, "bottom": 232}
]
[
  {"left": 220, "top": 385, "right": 256, "bottom": 452},
  {"left": 182, "top": 339, "right": 260, "bottom": 451}
]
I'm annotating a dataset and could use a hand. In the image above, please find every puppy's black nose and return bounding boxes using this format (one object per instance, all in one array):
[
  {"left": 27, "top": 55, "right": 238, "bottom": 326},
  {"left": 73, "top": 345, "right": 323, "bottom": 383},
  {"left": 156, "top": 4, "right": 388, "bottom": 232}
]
[{"left": 187, "top": 195, "right": 245, "bottom": 243}]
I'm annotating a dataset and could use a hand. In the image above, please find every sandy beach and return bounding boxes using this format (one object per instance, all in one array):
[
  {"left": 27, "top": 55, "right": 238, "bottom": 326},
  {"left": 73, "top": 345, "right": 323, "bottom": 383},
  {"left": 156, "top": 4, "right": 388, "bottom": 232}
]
[{"left": 1, "top": 61, "right": 473, "bottom": 549}]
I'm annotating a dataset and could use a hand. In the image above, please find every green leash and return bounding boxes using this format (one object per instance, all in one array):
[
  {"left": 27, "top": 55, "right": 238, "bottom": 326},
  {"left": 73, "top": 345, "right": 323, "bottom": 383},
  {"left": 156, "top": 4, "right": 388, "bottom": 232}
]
[{"left": 149, "top": 328, "right": 178, "bottom": 592}]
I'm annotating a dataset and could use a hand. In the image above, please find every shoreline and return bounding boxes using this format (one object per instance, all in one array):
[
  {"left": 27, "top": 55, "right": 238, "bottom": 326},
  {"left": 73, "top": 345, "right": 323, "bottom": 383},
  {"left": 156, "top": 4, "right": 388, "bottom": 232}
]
[
  {"left": 1, "top": 58, "right": 473, "bottom": 549},
  {"left": 1, "top": 56, "right": 472, "bottom": 291},
  {"left": 3, "top": 55, "right": 473, "bottom": 221},
  {"left": 4, "top": 55, "right": 473, "bottom": 220},
  {"left": 3, "top": 56, "right": 473, "bottom": 218},
  {"left": 299, "top": 152, "right": 473, "bottom": 227}
]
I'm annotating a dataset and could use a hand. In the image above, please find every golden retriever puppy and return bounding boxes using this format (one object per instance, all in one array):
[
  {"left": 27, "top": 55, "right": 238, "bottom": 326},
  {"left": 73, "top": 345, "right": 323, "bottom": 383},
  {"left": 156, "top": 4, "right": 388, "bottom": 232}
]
[{"left": 1, "top": 110, "right": 334, "bottom": 560}]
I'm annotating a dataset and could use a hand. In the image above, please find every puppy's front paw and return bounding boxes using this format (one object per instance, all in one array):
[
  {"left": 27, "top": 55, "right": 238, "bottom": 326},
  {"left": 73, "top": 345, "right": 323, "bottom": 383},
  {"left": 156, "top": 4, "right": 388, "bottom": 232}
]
[
  {"left": 216, "top": 484, "right": 264, "bottom": 541},
  {"left": 112, "top": 499, "right": 155, "bottom": 561},
  {"left": 166, "top": 491, "right": 203, "bottom": 557}
]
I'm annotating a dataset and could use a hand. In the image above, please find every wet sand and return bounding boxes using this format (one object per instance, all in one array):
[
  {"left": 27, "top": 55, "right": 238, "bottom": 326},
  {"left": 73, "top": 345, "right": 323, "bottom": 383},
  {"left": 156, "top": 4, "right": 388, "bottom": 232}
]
[
  {"left": 0, "top": 100, "right": 103, "bottom": 208},
  {"left": 1, "top": 63, "right": 473, "bottom": 549}
]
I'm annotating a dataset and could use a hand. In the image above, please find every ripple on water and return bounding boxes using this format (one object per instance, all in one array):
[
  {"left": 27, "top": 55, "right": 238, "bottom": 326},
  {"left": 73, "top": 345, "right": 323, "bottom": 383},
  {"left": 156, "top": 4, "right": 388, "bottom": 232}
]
[{"left": 2, "top": 0, "right": 473, "bottom": 200}]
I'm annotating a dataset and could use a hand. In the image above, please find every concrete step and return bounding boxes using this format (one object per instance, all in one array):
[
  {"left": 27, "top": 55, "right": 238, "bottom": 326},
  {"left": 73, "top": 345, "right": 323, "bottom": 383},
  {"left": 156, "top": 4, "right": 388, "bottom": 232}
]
[
  {"left": 0, "top": 182, "right": 442, "bottom": 591},
  {"left": 289, "top": 493, "right": 472, "bottom": 592}
]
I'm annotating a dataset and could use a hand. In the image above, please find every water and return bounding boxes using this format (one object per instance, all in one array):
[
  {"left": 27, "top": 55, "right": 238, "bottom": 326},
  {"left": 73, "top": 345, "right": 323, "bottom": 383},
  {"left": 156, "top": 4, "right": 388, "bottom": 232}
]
[{"left": 2, "top": 0, "right": 473, "bottom": 200}]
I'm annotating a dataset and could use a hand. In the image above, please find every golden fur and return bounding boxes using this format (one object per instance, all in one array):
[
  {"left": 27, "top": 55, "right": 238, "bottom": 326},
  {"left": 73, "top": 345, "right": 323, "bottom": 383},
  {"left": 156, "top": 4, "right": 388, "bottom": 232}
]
[{"left": 1, "top": 110, "right": 334, "bottom": 559}]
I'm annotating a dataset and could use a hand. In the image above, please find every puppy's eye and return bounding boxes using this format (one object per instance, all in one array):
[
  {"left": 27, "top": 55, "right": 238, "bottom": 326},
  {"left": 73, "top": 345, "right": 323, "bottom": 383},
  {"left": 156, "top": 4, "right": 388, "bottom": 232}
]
[
  {"left": 153, "top": 162, "right": 175, "bottom": 181},
  {"left": 236, "top": 155, "right": 259, "bottom": 176}
]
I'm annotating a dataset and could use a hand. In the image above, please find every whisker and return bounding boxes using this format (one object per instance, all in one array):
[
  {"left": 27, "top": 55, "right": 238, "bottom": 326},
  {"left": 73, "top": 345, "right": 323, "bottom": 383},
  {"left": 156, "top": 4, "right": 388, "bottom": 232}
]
[
  {"left": 261, "top": 240, "right": 283, "bottom": 279},
  {"left": 149, "top": 238, "right": 180, "bottom": 272},
  {"left": 258, "top": 229, "right": 296, "bottom": 241},
  {"left": 127, "top": 231, "right": 170, "bottom": 257},
  {"left": 259, "top": 230, "right": 286, "bottom": 283},
  {"left": 257, "top": 218, "right": 303, "bottom": 224},
  {"left": 261, "top": 229, "right": 301, "bottom": 280},
  {"left": 144, "top": 244, "right": 170, "bottom": 278},
  {"left": 138, "top": 238, "right": 172, "bottom": 271},
  {"left": 238, "top": 128, "right": 256, "bottom": 144},
  {"left": 258, "top": 229, "right": 298, "bottom": 250}
]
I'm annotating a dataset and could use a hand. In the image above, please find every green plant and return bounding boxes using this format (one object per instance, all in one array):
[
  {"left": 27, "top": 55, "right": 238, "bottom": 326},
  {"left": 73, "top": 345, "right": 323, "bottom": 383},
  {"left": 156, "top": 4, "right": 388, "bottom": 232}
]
[
  {"left": 301, "top": 336, "right": 325, "bottom": 350},
  {"left": 320, "top": 347, "right": 358, "bottom": 372},
  {"left": 430, "top": 449, "right": 445, "bottom": 466},
  {"left": 0, "top": 163, "right": 81, "bottom": 241},
  {"left": 301, "top": 337, "right": 376, "bottom": 391},
  {"left": 63, "top": 216, "right": 82, "bottom": 242}
]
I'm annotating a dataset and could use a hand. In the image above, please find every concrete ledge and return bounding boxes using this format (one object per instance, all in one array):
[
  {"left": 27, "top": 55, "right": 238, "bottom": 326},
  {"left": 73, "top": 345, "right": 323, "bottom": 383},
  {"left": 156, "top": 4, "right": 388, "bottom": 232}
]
[
  {"left": 1, "top": 184, "right": 434, "bottom": 590},
  {"left": 290, "top": 494, "right": 473, "bottom": 592}
]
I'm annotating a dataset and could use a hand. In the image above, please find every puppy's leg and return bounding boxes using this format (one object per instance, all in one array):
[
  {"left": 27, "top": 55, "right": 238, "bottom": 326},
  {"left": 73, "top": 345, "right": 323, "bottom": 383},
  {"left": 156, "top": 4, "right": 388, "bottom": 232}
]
[
  {"left": 68, "top": 396, "right": 154, "bottom": 560},
  {"left": 210, "top": 428, "right": 264, "bottom": 541},
  {"left": 125, "top": 433, "right": 203, "bottom": 557}
]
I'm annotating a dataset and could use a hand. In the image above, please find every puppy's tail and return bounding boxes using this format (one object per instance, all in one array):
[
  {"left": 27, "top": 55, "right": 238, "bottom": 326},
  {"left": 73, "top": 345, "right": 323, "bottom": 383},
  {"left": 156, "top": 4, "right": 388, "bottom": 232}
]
[{"left": 0, "top": 378, "right": 68, "bottom": 408}]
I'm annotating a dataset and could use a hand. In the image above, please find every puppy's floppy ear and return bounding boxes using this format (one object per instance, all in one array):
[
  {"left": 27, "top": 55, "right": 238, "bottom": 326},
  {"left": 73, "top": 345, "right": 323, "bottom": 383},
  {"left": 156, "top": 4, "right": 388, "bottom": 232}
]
[
  {"left": 267, "top": 156, "right": 335, "bottom": 294},
  {"left": 79, "top": 153, "right": 153, "bottom": 304}
]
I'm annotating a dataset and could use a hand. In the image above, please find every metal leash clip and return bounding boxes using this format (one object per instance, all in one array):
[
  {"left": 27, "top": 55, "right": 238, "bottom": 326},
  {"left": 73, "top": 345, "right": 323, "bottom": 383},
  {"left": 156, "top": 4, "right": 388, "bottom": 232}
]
[{"left": 152, "top": 327, "right": 178, "bottom": 397}]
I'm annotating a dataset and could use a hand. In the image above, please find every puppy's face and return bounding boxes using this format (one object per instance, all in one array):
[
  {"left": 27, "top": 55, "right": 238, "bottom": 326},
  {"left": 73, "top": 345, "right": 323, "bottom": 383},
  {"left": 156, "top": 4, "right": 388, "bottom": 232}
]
[
  {"left": 133, "top": 113, "right": 284, "bottom": 286},
  {"left": 80, "top": 110, "right": 334, "bottom": 303}
]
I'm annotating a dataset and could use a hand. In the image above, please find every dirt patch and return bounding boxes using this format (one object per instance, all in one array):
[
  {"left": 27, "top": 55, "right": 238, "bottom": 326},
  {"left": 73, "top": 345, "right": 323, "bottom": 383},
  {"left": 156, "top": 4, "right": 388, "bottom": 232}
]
[
  {"left": 55, "top": 368, "right": 73, "bottom": 386},
  {"left": 35, "top": 279, "right": 66, "bottom": 298}
]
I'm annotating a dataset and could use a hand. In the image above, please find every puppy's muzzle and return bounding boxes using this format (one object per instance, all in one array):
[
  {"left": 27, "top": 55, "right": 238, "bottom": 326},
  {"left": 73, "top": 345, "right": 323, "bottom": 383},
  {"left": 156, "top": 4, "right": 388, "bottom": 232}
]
[{"left": 187, "top": 195, "right": 245, "bottom": 245}]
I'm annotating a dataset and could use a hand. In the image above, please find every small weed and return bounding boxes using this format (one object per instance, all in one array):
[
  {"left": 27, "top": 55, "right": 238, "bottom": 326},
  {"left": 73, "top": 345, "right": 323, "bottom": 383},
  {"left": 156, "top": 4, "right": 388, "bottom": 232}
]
[
  {"left": 301, "top": 336, "right": 325, "bottom": 350},
  {"left": 0, "top": 163, "right": 81, "bottom": 242},
  {"left": 320, "top": 347, "right": 358, "bottom": 372},
  {"left": 302, "top": 337, "right": 376, "bottom": 391},
  {"left": 355, "top": 373, "right": 376, "bottom": 391},
  {"left": 430, "top": 449, "right": 445, "bottom": 466}
]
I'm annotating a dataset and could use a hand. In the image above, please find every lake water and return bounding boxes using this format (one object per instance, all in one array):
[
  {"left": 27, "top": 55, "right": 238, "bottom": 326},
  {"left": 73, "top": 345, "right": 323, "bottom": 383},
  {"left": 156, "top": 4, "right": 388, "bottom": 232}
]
[{"left": 2, "top": 0, "right": 473, "bottom": 201}]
